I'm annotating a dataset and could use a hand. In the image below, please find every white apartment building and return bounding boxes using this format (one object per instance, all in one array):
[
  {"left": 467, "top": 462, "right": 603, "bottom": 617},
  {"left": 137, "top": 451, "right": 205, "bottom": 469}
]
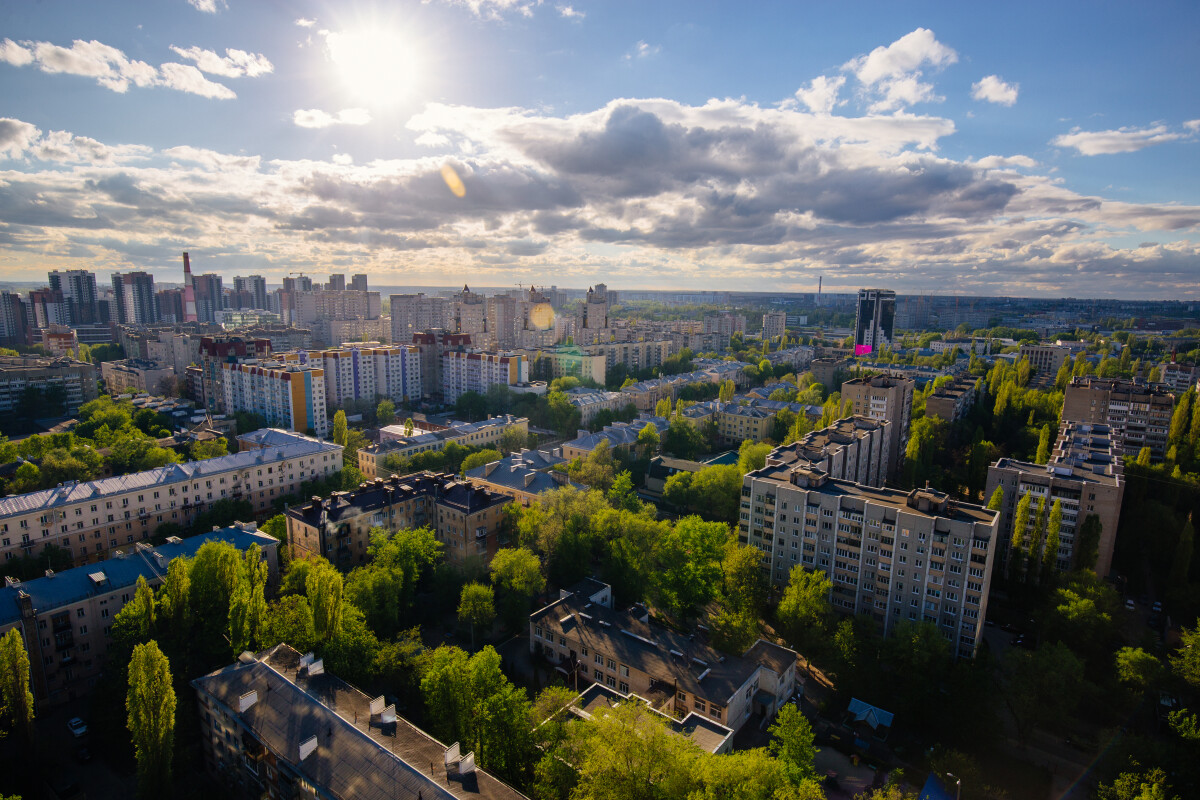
[
  {"left": 740, "top": 461, "right": 999, "bottom": 659},
  {"left": 0, "top": 430, "right": 342, "bottom": 567},
  {"left": 442, "top": 351, "right": 528, "bottom": 404},
  {"left": 566, "top": 388, "right": 630, "bottom": 426},
  {"left": 222, "top": 361, "right": 330, "bottom": 439},
  {"left": 287, "top": 345, "right": 422, "bottom": 408},
  {"left": 390, "top": 293, "right": 450, "bottom": 343}
]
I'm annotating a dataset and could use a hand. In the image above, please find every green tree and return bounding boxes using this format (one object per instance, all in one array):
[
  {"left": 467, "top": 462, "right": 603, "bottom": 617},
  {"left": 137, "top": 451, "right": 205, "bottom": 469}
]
[
  {"left": 190, "top": 437, "right": 228, "bottom": 460},
  {"left": 570, "top": 440, "right": 617, "bottom": 491},
  {"left": 662, "top": 471, "right": 695, "bottom": 510},
  {"left": 1009, "top": 491, "right": 1032, "bottom": 576},
  {"left": 688, "top": 465, "right": 743, "bottom": 523},
  {"left": 306, "top": 561, "right": 345, "bottom": 641},
  {"left": 376, "top": 398, "right": 396, "bottom": 426},
  {"left": 499, "top": 426, "right": 527, "bottom": 454},
  {"left": 1168, "top": 514, "right": 1194, "bottom": 588},
  {"left": 718, "top": 379, "right": 736, "bottom": 403},
  {"left": 259, "top": 595, "right": 318, "bottom": 654},
  {"left": 461, "top": 448, "right": 503, "bottom": 476},
  {"left": 1136, "top": 446, "right": 1152, "bottom": 467},
  {"left": 663, "top": 415, "right": 705, "bottom": 460},
  {"left": 158, "top": 556, "right": 190, "bottom": 629},
  {"left": 1004, "top": 641, "right": 1085, "bottom": 741},
  {"left": 651, "top": 516, "right": 726, "bottom": 616},
  {"left": 655, "top": 398, "right": 672, "bottom": 417},
  {"left": 768, "top": 703, "right": 818, "bottom": 783},
  {"left": 987, "top": 485, "right": 1004, "bottom": 511},
  {"left": 126, "top": 641, "right": 176, "bottom": 797},
  {"left": 8, "top": 462, "right": 41, "bottom": 494},
  {"left": 1171, "top": 624, "right": 1200, "bottom": 689},
  {"left": 1035, "top": 424, "right": 1052, "bottom": 464},
  {"left": 490, "top": 547, "right": 546, "bottom": 629},
  {"left": 1115, "top": 647, "right": 1163, "bottom": 691},
  {"left": 1042, "top": 498, "right": 1063, "bottom": 581},
  {"left": 776, "top": 565, "right": 831, "bottom": 650},
  {"left": 458, "top": 582, "right": 496, "bottom": 650},
  {"left": 607, "top": 470, "right": 641, "bottom": 512},
  {"left": 736, "top": 439, "right": 772, "bottom": 474},
  {"left": 1169, "top": 392, "right": 1192, "bottom": 447},
  {"left": 0, "top": 628, "right": 34, "bottom": 741},
  {"left": 228, "top": 545, "right": 269, "bottom": 655},
  {"left": 709, "top": 604, "right": 758, "bottom": 655},
  {"left": 126, "top": 575, "right": 157, "bottom": 640},
  {"left": 332, "top": 409, "right": 348, "bottom": 447},
  {"left": 1077, "top": 513, "right": 1103, "bottom": 571},
  {"left": 403, "top": 417, "right": 415, "bottom": 437},
  {"left": 636, "top": 422, "right": 660, "bottom": 457},
  {"left": 721, "top": 540, "right": 766, "bottom": 615},
  {"left": 1098, "top": 767, "right": 1175, "bottom": 800}
]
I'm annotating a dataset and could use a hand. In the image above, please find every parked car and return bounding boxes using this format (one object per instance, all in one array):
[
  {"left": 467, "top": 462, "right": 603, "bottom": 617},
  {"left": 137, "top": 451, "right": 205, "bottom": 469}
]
[
  {"left": 1152, "top": 601, "right": 1163, "bottom": 613},
  {"left": 66, "top": 717, "right": 88, "bottom": 738},
  {"left": 1125, "top": 599, "right": 1136, "bottom": 611}
]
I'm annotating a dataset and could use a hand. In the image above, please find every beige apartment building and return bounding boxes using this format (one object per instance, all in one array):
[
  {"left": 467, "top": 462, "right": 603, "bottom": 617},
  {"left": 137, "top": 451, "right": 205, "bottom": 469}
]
[
  {"left": 100, "top": 358, "right": 175, "bottom": 396},
  {"left": 765, "top": 416, "right": 890, "bottom": 488},
  {"left": 0, "top": 355, "right": 98, "bottom": 419},
  {"left": 358, "top": 416, "right": 529, "bottom": 478},
  {"left": 530, "top": 580, "right": 798, "bottom": 734},
  {"left": 0, "top": 430, "right": 342, "bottom": 568},
  {"left": 0, "top": 524, "right": 278, "bottom": 710},
  {"left": 1019, "top": 344, "right": 1074, "bottom": 376},
  {"left": 925, "top": 377, "right": 982, "bottom": 423},
  {"left": 740, "top": 459, "right": 999, "bottom": 659},
  {"left": 984, "top": 421, "right": 1125, "bottom": 577},
  {"left": 285, "top": 473, "right": 511, "bottom": 568},
  {"left": 1061, "top": 376, "right": 1175, "bottom": 458},
  {"left": 841, "top": 375, "right": 915, "bottom": 477}
]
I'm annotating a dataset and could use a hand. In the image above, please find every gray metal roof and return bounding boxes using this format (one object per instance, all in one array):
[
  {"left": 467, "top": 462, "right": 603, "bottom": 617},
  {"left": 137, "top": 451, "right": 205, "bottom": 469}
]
[{"left": 0, "top": 433, "right": 341, "bottom": 519}]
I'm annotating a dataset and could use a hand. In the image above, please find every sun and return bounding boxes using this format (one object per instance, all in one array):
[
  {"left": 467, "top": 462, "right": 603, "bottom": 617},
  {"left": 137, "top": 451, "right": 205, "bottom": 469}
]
[{"left": 325, "top": 29, "right": 419, "bottom": 107}]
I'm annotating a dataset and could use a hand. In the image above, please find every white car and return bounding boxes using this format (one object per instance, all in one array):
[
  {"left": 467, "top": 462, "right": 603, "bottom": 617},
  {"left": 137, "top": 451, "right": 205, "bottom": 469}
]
[{"left": 67, "top": 717, "right": 88, "bottom": 738}]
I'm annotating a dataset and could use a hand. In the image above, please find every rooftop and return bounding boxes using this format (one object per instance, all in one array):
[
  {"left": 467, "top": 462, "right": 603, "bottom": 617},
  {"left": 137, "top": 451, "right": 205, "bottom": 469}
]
[
  {"left": 192, "top": 644, "right": 528, "bottom": 800},
  {"left": 570, "top": 684, "right": 733, "bottom": 754},
  {"left": 286, "top": 473, "right": 509, "bottom": 528},
  {"left": 465, "top": 456, "right": 584, "bottom": 496},
  {"left": 0, "top": 431, "right": 341, "bottom": 518},
  {"left": 0, "top": 524, "right": 276, "bottom": 626}
]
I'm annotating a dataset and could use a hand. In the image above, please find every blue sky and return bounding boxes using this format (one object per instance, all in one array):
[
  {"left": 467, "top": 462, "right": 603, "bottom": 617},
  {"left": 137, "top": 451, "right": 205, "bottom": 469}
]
[{"left": 1, "top": 0, "right": 1198, "bottom": 297}]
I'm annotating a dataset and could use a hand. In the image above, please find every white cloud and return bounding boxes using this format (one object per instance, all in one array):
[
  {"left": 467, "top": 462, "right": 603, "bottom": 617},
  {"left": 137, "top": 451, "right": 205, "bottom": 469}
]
[
  {"left": 557, "top": 4, "right": 584, "bottom": 18},
  {"left": 331, "top": 153, "right": 354, "bottom": 165},
  {"left": 169, "top": 46, "right": 273, "bottom": 78},
  {"left": 845, "top": 28, "right": 957, "bottom": 86},
  {"left": 293, "top": 108, "right": 373, "bottom": 128},
  {"left": 430, "top": 0, "right": 539, "bottom": 20},
  {"left": 295, "top": 18, "right": 317, "bottom": 27},
  {"left": 794, "top": 75, "right": 845, "bottom": 115},
  {"left": 1185, "top": 119, "right": 1200, "bottom": 133},
  {"left": 868, "top": 75, "right": 940, "bottom": 113},
  {"left": 163, "top": 145, "right": 260, "bottom": 171},
  {"left": 624, "top": 41, "right": 660, "bottom": 61},
  {"left": 1052, "top": 124, "right": 1185, "bottom": 155},
  {"left": 158, "top": 63, "right": 237, "bottom": 99},
  {"left": 0, "top": 118, "right": 40, "bottom": 158},
  {"left": 973, "top": 155, "right": 1037, "bottom": 169},
  {"left": 971, "top": 74, "right": 1019, "bottom": 106},
  {"left": 186, "top": 0, "right": 225, "bottom": 13},
  {"left": 1, "top": 37, "right": 245, "bottom": 98},
  {"left": 0, "top": 38, "right": 33, "bottom": 67}
]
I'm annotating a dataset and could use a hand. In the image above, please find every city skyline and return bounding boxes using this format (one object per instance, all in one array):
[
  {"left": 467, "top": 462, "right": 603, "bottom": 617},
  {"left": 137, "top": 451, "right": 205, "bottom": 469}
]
[{"left": 0, "top": 2, "right": 1198, "bottom": 297}]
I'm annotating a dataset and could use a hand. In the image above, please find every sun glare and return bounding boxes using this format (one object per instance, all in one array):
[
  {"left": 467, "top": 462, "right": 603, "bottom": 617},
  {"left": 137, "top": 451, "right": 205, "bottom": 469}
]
[{"left": 326, "top": 29, "right": 418, "bottom": 106}]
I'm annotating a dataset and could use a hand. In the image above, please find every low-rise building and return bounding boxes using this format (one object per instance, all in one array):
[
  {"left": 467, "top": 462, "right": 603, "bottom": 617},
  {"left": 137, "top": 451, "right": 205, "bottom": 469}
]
[
  {"left": 560, "top": 417, "right": 668, "bottom": 461},
  {"left": 193, "top": 643, "right": 527, "bottom": 800},
  {"left": 530, "top": 580, "right": 798, "bottom": 733},
  {"left": 521, "top": 345, "right": 609, "bottom": 385},
  {"left": 643, "top": 455, "right": 706, "bottom": 498},
  {"left": 565, "top": 387, "right": 630, "bottom": 427},
  {"left": 0, "top": 430, "right": 341, "bottom": 567},
  {"left": 740, "top": 460, "right": 999, "bottom": 659},
  {"left": 985, "top": 421, "right": 1125, "bottom": 577},
  {"left": 101, "top": 358, "right": 176, "bottom": 396},
  {"left": 1, "top": 523, "right": 278, "bottom": 710},
  {"left": 464, "top": 451, "right": 583, "bottom": 505},
  {"left": 40, "top": 324, "right": 79, "bottom": 357},
  {"left": 285, "top": 473, "right": 511, "bottom": 568},
  {"left": 925, "top": 377, "right": 982, "bottom": 423},
  {"left": 360, "top": 416, "right": 530, "bottom": 478},
  {"left": 1019, "top": 343, "right": 1075, "bottom": 376}
]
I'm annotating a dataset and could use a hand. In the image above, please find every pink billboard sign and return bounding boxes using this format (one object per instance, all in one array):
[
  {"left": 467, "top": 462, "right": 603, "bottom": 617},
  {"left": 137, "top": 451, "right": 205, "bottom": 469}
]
[{"left": 854, "top": 344, "right": 874, "bottom": 356}]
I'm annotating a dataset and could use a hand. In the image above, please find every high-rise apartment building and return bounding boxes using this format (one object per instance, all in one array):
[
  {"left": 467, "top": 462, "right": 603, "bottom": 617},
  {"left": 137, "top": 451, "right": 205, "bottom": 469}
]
[
  {"left": 840, "top": 375, "right": 914, "bottom": 475},
  {"left": 985, "top": 421, "right": 1125, "bottom": 577},
  {"left": 442, "top": 351, "right": 528, "bottom": 404},
  {"left": 281, "top": 275, "right": 312, "bottom": 293},
  {"left": 111, "top": 272, "right": 158, "bottom": 325},
  {"left": 578, "top": 283, "right": 610, "bottom": 340},
  {"left": 27, "top": 287, "right": 69, "bottom": 329},
  {"left": 326, "top": 273, "right": 346, "bottom": 292},
  {"left": 451, "top": 285, "right": 488, "bottom": 337},
  {"left": 350, "top": 273, "right": 367, "bottom": 292},
  {"left": 740, "top": 462, "right": 999, "bottom": 658},
  {"left": 854, "top": 288, "right": 896, "bottom": 356},
  {"left": 766, "top": 416, "right": 890, "bottom": 488},
  {"left": 286, "top": 344, "right": 422, "bottom": 408},
  {"left": 390, "top": 293, "right": 450, "bottom": 343},
  {"left": 486, "top": 294, "right": 518, "bottom": 349},
  {"left": 222, "top": 361, "right": 329, "bottom": 438},
  {"left": 233, "top": 275, "right": 268, "bottom": 310},
  {"left": 0, "top": 355, "right": 98, "bottom": 420},
  {"left": 48, "top": 269, "right": 100, "bottom": 325},
  {"left": 0, "top": 429, "right": 341, "bottom": 567},
  {"left": 0, "top": 292, "right": 31, "bottom": 346},
  {"left": 193, "top": 273, "right": 225, "bottom": 324},
  {"left": 181, "top": 252, "right": 198, "bottom": 322},
  {"left": 156, "top": 288, "right": 185, "bottom": 323},
  {"left": 1061, "top": 376, "right": 1175, "bottom": 459},
  {"left": 197, "top": 335, "right": 273, "bottom": 411},
  {"left": 762, "top": 310, "right": 787, "bottom": 342}
]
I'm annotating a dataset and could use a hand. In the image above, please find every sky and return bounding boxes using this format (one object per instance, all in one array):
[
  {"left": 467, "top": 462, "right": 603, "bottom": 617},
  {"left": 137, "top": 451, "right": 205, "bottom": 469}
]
[{"left": 1, "top": 1, "right": 1199, "bottom": 298}]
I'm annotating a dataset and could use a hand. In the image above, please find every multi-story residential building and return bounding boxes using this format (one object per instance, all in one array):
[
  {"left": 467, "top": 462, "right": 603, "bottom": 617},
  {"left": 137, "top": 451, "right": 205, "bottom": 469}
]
[
  {"left": 522, "top": 345, "right": 608, "bottom": 385},
  {"left": 925, "top": 377, "right": 982, "bottom": 423},
  {"left": 350, "top": 273, "right": 368, "bottom": 292},
  {"left": 531, "top": 580, "right": 799, "bottom": 733},
  {"left": 39, "top": 324, "right": 78, "bottom": 358},
  {"left": 577, "top": 284, "right": 611, "bottom": 340},
  {"left": 222, "top": 360, "right": 329, "bottom": 438},
  {"left": 841, "top": 375, "right": 914, "bottom": 477},
  {"left": 561, "top": 417, "right": 668, "bottom": 460},
  {"left": 762, "top": 310, "right": 787, "bottom": 342},
  {"left": 27, "top": 287, "right": 70, "bottom": 330},
  {"left": 390, "top": 293, "right": 450, "bottom": 343},
  {"left": 286, "top": 473, "right": 511, "bottom": 568},
  {"left": 985, "top": 422, "right": 1125, "bottom": 577},
  {"left": 193, "top": 273, "right": 225, "bottom": 324},
  {"left": 196, "top": 335, "right": 273, "bottom": 411},
  {"left": 486, "top": 293, "right": 518, "bottom": 350},
  {"left": 1158, "top": 362, "right": 1197, "bottom": 393},
  {"left": 238, "top": 325, "right": 313, "bottom": 353},
  {"left": 701, "top": 312, "right": 745, "bottom": 350},
  {"left": 1019, "top": 344, "right": 1074, "bottom": 377},
  {"left": 566, "top": 387, "right": 630, "bottom": 426},
  {"left": 232, "top": 275, "right": 268, "bottom": 310},
  {"left": 48, "top": 269, "right": 101, "bottom": 325},
  {"left": 581, "top": 339, "right": 674, "bottom": 374},
  {"left": 450, "top": 285, "right": 488, "bottom": 338},
  {"left": 294, "top": 289, "right": 381, "bottom": 324},
  {"left": 740, "top": 461, "right": 999, "bottom": 658},
  {"left": 412, "top": 330, "right": 472, "bottom": 397},
  {"left": 100, "top": 358, "right": 176, "bottom": 396},
  {"left": 0, "top": 355, "right": 98, "bottom": 420},
  {"left": 0, "top": 430, "right": 341, "bottom": 567},
  {"left": 193, "top": 643, "right": 528, "bottom": 800},
  {"left": 465, "top": 451, "right": 583, "bottom": 505},
  {"left": 111, "top": 272, "right": 158, "bottom": 325},
  {"left": 442, "top": 351, "right": 528, "bottom": 404},
  {"left": 853, "top": 289, "right": 896, "bottom": 356},
  {"left": 288, "top": 344, "right": 422, "bottom": 408},
  {"left": 1, "top": 524, "right": 278, "bottom": 711},
  {"left": 0, "top": 291, "right": 32, "bottom": 347},
  {"left": 810, "top": 357, "right": 852, "bottom": 390},
  {"left": 155, "top": 288, "right": 186, "bottom": 323},
  {"left": 361, "top": 416, "right": 530, "bottom": 477},
  {"left": 326, "top": 273, "right": 346, "bottom": 291},
  {"left": 765, "top": 417, "right": 890, "bottom": 488},
  {"left": 1061, "top": 376, "right": 1175, "bottom": 459}
]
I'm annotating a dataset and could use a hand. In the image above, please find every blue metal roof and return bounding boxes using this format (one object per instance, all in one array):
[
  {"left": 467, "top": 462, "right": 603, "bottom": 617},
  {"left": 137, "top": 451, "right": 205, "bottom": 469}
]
[{"left": 0, "top": 525, "right": 277, "bottom": 626}]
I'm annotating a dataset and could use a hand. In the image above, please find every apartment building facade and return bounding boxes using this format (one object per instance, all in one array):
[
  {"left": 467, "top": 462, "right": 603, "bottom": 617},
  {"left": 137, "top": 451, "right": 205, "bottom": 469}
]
[
  {"left": 222, "top": 361, "right": 329, "bottom": 438},
  {"left": 390, "top": 293, "right": 450, "bottom": 343},
  {"left": 1019, "top": 344, "right": 1074, "bottom": 376},
  {"left": 442, "top": 351, "right": 528, "bottom": 404},
  {"left": 740, "top": 461, "right": 999, "bottom": 658},
  {"left": 0, "top": 356, "right": 98, "bottom": 419},
  {"left": 0, "top": 430, "right": 342, "bottom": 567},
  {"left": 0, "top": 524, "right": 277, "bottom": 710},
  {"left": 925, "top": 377, "right": 982, "bottom": 423},
  {"left": 521, "top": 345, "right": 608, "bottom": 385},
  {"left": 566, "top": 388, "right": 630, "bottom": 426},
  {"left": 985, "top": 422, "right": 1125, "bottom": 577},
  {"left": 1061, "top": 376, "right": 1175, "bottom": 459},
  {"left": 762, "top": 311, "right": 787, "bottom": 341},
  {"left": 530, "top": 581, "right": 798, "bottom": 733},
  {"left": 100, "top": 358, "right": 175, "bottom": 396},
  {"left": 765, "top": 417, "right": 890, "bottom": 488},
  {"left": 841, "top": 375, "right": 915, "bottom": 477},
  {"left": 285, "top": 473, "right": 511, "bottom": 568},
  {"left": 288, "top": 344, "right": 422, "bottom": 407}
]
